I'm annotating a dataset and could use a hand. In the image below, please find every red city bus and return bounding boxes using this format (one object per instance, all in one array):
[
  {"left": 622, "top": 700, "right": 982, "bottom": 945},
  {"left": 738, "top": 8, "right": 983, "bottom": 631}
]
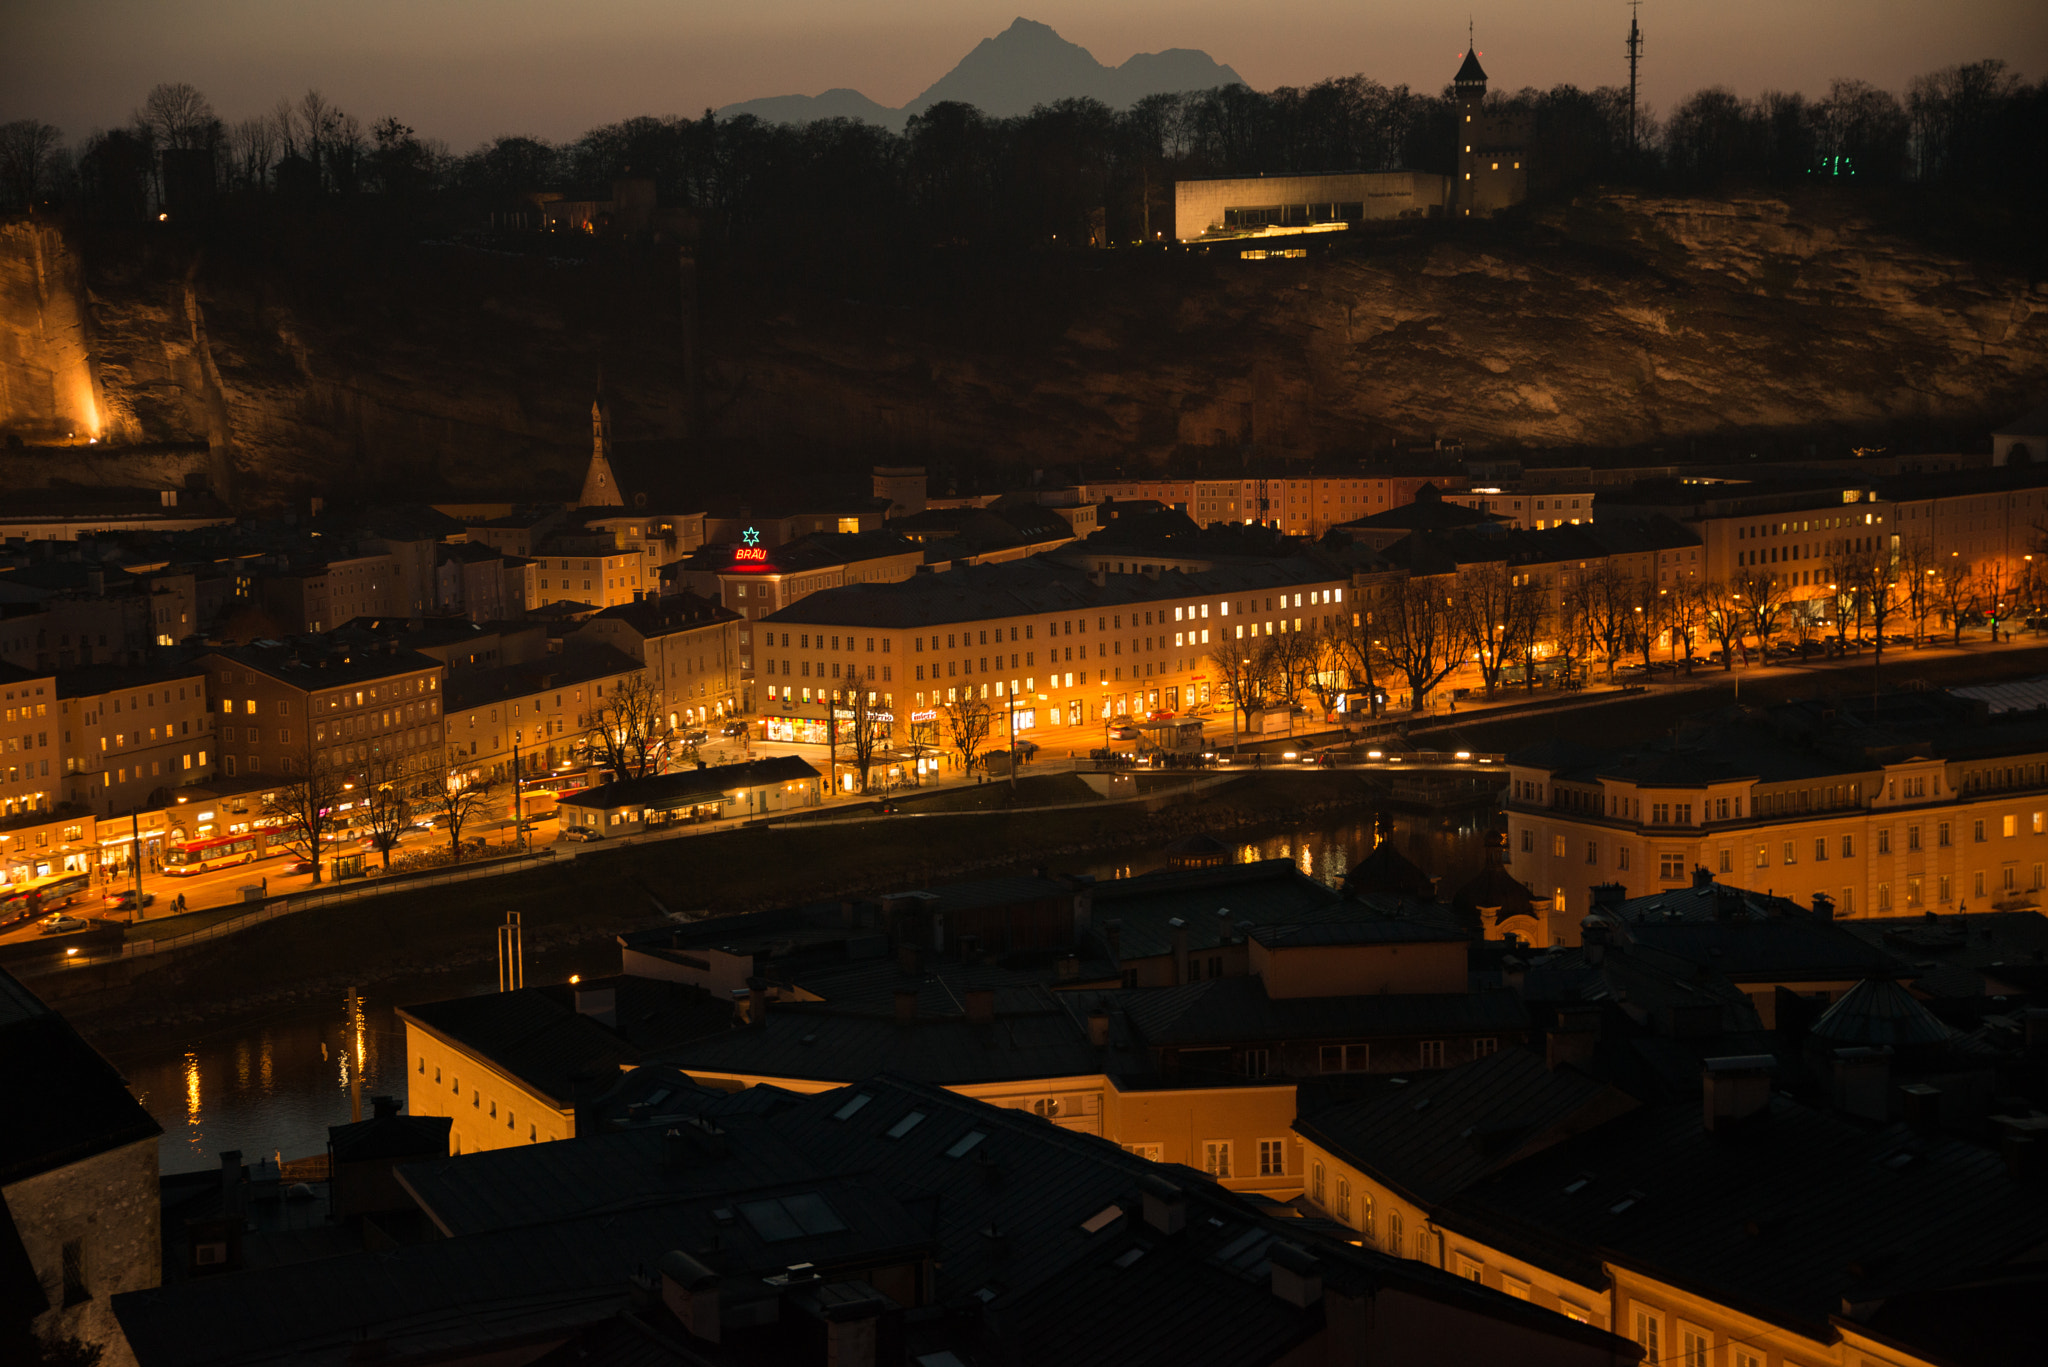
[
  {"left": 163, "top": 830, "right": 282, "bottom": 877},
  {"left": 0, "top": 872, "right": 91, "bottom": 927}
]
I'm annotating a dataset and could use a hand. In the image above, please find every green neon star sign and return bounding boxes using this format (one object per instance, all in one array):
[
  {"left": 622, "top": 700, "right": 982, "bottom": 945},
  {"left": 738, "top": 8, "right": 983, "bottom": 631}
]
[{"left": 742, "top": 527, "right": 761, "bottom": 546}]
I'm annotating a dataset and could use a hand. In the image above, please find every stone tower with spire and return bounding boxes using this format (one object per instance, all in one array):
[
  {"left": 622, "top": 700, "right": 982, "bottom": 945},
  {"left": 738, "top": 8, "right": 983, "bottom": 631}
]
[
  {"left": 1451, "top": 35, "right": 1530, "bottom": 219},
  {"left": 577, "top": 393, "right": 627, "bottom": 509}
]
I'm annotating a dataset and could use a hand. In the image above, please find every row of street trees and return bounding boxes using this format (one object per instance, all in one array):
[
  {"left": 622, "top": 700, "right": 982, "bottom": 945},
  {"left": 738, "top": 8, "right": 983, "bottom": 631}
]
[{"left": 1204, "top": 541, "right": 2039, "bottom": 720}]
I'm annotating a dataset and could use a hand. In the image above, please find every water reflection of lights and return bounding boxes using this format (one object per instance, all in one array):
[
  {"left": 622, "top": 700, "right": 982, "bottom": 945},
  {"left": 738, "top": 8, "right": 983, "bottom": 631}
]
[{"left": 183, "top": 1052, "right": 202, "bottom": 1147}]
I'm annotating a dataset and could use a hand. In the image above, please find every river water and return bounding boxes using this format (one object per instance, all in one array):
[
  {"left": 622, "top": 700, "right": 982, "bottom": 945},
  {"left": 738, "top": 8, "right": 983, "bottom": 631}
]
[{"left": 99, "top": 809, "right": 1491, "bottom": 1175}]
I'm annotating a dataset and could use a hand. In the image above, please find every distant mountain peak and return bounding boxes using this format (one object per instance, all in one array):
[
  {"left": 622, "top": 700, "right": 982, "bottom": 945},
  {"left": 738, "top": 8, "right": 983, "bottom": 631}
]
[{"left": 717, "top": 18, "right": 1242, "bottom": 130}]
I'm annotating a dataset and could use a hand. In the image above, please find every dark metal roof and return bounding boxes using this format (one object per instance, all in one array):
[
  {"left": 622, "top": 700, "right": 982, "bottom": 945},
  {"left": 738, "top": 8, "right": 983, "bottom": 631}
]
[
  {"left": 1295, "top": 1046, "right": 1638, "bottom": 1207},
  {"left": 1809, "top": 978, "right": 1958, "bottom": 1047},
  {"left": 1116, "top": 978, "right": 1528, "bottom": 1048},
  {"left": 1440, "top": 1095, "right": 2048, "bottom": 1339},
  {"left": 0, "top": 968, "right": 162, "bottom": 1187}
]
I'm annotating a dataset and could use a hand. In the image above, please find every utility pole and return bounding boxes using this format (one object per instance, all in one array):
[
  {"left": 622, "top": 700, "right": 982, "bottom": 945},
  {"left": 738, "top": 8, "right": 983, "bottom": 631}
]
[
  {"left": 130, "top": 809, "right": 143, "bottom": 915},
  {"left": 496, "top": 911, "right": 524, "bottom": 993},
  {"left": 511, "top": 737, "right": 523, "bottom": 849},
  {"left": 1626, "top": 1, "right": 1645, "bottom": 155},
  {"left": 1006, "top": 685, "right": 1018, "bottom": 795}
]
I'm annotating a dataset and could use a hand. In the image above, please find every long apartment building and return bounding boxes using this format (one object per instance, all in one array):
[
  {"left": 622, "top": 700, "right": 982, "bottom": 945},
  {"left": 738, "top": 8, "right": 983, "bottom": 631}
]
[
  {"left": 57, "top": 662, "right": 215, "bottom": 816},
  {"left": 443, "top": 646, "right": 646, "bottom": 786},
  {"left": 755, "top": 556, "right": 1355, "bottom": 730},
  {"left": 570, "top": 592, "right": 743, "bottom": 726},
  {"left": 1503, "top": 688, "right": 2048, "bottom": 942},
  {"left": 1082, "top": 472, "right": 1468, "bottom": 538},
  {"left": 198, "top": 643, "right": 445, "bottom": 786}
]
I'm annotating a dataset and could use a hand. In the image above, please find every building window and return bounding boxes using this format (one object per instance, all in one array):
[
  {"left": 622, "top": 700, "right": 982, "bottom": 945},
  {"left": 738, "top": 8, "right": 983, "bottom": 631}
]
[
  {"left": 1632, "top": 1308, "right": 1661, "bottom": 1360},
  {"left": 1907, "top": 877, "right": 1922, "bottom": 907},
  {"left": 1975, "top": 871, "right": 1986, "bottom": 897},
  {"left": 1755, "top": 843, "right": 1769, "bottom": 868},
  {"left": 1976, "top": 819, "right": 1987, "bottom": 842},
  {"left": 1659, "top": 852, "right": 1684, "bottom": 880},
  {"left": 1878, "top": 882, "right": 1892, "bottom": 911},
  {"left": 1938, "top": 822, "right": 1950, "bottom": 847},
  {"left": 1418, "top": 1040, "right": 1445, "bottom": 1068},
  {"left": 1457, "top": 1255, "right": 1483, "bottom": 1281},
  {"left": 1553, "top": 834, "right": 1567, "bottom": 857},
  {"left": 1783, "top": 841, "right": 1797, "bottom": 865},
  {"left": 1585, "top": 840, "right": 1598, "bottom": 864},
  {"left": 1939, "top": 874, "right": 1951, "bottom": 903},
  {"left": 1521, "top": 829, "right": 1533, "bottom": 853},
  {"left": 1242, "top": 1048, "right": 1271, "bottom": 1077},
  {"left": 1907, "top": 826, "right": 1921, "bottom": 852},
  {"left": 1844, "top": 834, "right": 1856, "bottom": 857},
  {"left": 1472, "top": 1037, "right": 1498, "bottom": 1057},
  {"left": 1679, "top": 1326, "right": 1711, "bottom": 1367},
  {"left": 1202, "top": 1141, "right": 1232, "bottom": 1179},
  {"left": 2005, "top": 814, "right": 2018, "bottom": 838},
  {"left": 1358, "top": 1191, "right": 1375, "bottom": 1242},
  {"left": 1878, "top": 829, "right": 1891, "bottom": 854},
  {"left": 1619, "top": 847, "right": 1631, "bottom": 871},
  {"left": 1717, "top": 848, "right": 1731, "bottom": 873}
]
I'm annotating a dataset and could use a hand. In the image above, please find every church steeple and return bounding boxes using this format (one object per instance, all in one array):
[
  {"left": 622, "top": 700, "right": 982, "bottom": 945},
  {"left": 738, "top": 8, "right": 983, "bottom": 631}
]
[{"left": 577, "top": 392, "right": 627, "bottom": 509}]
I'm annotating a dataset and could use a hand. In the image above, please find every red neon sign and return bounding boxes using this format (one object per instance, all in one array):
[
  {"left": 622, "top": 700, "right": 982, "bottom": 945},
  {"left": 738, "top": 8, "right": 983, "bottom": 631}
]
[{"left": 732, "top": 547, "right": 768, "bottom": 564}]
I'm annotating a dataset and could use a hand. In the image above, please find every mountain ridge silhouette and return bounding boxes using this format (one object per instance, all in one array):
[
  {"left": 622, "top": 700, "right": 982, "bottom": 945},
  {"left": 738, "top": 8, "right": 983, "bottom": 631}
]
[{"left": 718, "top": 17, "right": 1243, "bottom": 130}]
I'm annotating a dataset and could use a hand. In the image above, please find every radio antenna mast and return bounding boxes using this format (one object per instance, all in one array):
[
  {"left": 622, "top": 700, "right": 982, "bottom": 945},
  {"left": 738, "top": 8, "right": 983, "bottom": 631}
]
[{"left": 1626, "top": 1, "right": 1645, "bottom": 153}]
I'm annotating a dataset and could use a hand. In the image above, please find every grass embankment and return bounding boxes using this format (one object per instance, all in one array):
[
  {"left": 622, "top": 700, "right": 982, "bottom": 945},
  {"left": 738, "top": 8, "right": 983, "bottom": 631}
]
[{"left": 60, "top": 769, "right": 1380, "bottom": 1031}]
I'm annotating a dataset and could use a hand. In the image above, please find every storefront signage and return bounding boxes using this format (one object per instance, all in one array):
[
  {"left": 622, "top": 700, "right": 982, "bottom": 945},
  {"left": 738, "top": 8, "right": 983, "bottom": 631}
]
[{"left": 732, "top": 526, "right": 768, "bottom": 566}]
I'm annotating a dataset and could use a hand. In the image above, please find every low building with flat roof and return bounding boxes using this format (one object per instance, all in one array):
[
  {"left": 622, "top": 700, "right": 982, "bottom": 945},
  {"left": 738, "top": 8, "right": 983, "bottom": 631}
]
[{"left": 555, "top": 754, "right": 823, "bottom": 832}]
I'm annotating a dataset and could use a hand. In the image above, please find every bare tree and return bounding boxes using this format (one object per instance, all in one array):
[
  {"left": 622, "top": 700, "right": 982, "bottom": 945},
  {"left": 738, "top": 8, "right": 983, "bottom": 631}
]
[
  {"left": 1210, "top": 636, "right": 1268, "bottom": 742},
  {"left": 261, "top": 733, "right": 346, "bottom": 883},
  {"left": 1459, "top": 561, "right": 1518, "bottom": 695},
  {"left": 844, "top": 688, "right": 889, "bottom": 794},
  {"left": 1703, "top": 582, "right": 1745, "bottom": 668},
  {"left": 1379, "top": 575, "right": 1471, "bottom": 712},
  {"left": 1844, "top": 553, "right": 1903, "bottom": 668},
  {"left": 1935, "top": 558, "right": 1976, "bottom": 645},
  {"left": 583, "top": 672, "right": 671, "bottom": 781},
  {"left": 1586, "top": 561, "right": 1632, "bottom": 680},
  {"left": 904, "top": 710, "right": 940, "bottom": 785},
  {"left": 0, "top": 120, "right": 63, "bottom": 208},
  {"left": 361, "top": 755, "right": 418, "bottom": 871},
  {"left": 943, "top": 695, "right": 994, "bottom": 774},
  {"left": 1735, "top": 568, "right": 1788, "bottom": 657},
  {"left": 226, "top": 116, "right": 277, "bottom": 191},
  {"left": 432, "top": 773, "right": 496, "bottom": 863},
  {"left": 1627, "top": 574, "right": 1664, "bottom": 671},
  {"left": 1325, "top": 591, "right": 1384, "bottom": 708},
  {"left": 138, "top": 82, "right": 217, "bottom": 150},
  {"left": 1669, "top": 580, "right": 1709, "bottom": 672},
  {"left": 1899, "top": 538, "right": 1938, "bottom": 646}
]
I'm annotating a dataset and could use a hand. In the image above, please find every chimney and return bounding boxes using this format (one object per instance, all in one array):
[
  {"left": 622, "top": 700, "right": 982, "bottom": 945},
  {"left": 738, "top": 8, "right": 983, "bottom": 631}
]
[
  {"left": 2023, "top": 1007, "right": 2048, "bottom": 1054},
  {"left": 746, "top": 977, "right": 770, "bottom": 1029},
  {"left": 897, "top": 942, "right": 920, "bottom": 976},
  {"left": 1580, "top": 919, "right": 1608, "bottom": 965},
  {"left": 1995, "top": 1118, "right": 2048, "bottom": 1181},
  {"left": 823, "top": 1288, "right": 887, "bottom": 1367},
  {"left": 1811, "top": 891, "right": 1836, "bottom": 923},
  {"left": 658, "top": 1250, "right": 721, "bottom": 1343},
  {"left": 574, "top": 985, "right": 618, "bottom": 1029},
  {"left": 1140, "top": 1175, "right": 1186, "bottom": 1235},
  {"left": 1691, "top": 866, "right": 1714, "bottom": 891},
  {"left": 1169, "top": 917, "right": 1189, "bottom": 985},
  {"left": 1088, "top": 1009, "right": 1110, "bottom": 1047},
  {"left": 1546, "top": 1007, "right": 1600, "bottom": 1071},
  {"left": 370, "top": 1094, "right": 399, "bottom": 1120},
  {"left": 1057, "top": 954, "right": 1080, "bottom": 980},
  {"left": 894, "top": 987, "right": 919, "bottom": 1027},
  {"left": 1702, "top": 1055, "right": 1776, "bottom": 1133},
  {"left": 965, "top": 988, "right": 995, "bottom": 1026},
  {"left": 1899, "top": 1082, "right": 1943, "bottom": 1136},
  {"left": 1828, "top": 1046, "right": 1892, "bottom": 1121},
  {"left": 1090, "top": 566, "right": 1107, "bottom": 587},
  {"left": 1269, "top": 1241, "right": 1325, "bottom": 1308},
  {"left": 1591, "top": 883, "right": 1627, "bottom": 910},
  {"left": 1104, "top": 919, "right": 1123, "bottom": 964}
]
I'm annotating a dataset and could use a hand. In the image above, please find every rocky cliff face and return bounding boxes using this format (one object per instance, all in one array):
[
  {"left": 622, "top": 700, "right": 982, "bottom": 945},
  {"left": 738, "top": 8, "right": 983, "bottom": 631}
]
[{"left": 4, "top": 190, "right": 2044, "bottom": 510}]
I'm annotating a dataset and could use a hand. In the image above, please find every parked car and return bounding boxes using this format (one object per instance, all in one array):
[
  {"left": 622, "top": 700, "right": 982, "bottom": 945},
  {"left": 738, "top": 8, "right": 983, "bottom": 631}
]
[
  {"left": 721, "top": 720, "right": 749, "bottom": 737},
  {"left": 1108, "top": 725, "right": 1140, "bottom": 741},
  {"left": 563, "top": 825, "right": 603, "bottom": 843},
  {"left": 38, "top": 915, "right": 87, "bottom": 936}
]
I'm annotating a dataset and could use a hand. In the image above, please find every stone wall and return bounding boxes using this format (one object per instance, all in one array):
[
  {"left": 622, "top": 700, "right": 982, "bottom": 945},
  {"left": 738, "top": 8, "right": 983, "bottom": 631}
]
[{"left": 3, "top": 1134, "right": 161, "bottom": 1367}]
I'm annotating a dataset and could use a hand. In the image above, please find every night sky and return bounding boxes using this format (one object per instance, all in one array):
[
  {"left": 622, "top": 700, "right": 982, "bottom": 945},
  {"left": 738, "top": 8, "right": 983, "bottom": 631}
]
[{"left": 5, "top": 1, "right": 2043, "bottom": 147}]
